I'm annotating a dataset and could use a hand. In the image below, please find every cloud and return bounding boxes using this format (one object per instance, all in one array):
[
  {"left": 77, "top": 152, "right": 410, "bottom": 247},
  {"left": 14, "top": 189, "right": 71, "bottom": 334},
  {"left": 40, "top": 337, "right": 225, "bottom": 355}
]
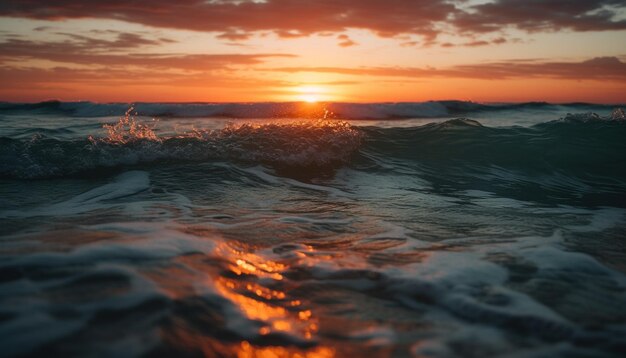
[
  {"left": 0, "top": 36, "right": 295, "bottom": 70},
  {"left": 0, "top": 0, "right": 455, "bottom": 42},
  {"left": 454, "top": 0, "right": 626, "bottom": 33},
  {"left": 0, "top": 0, "right": 624, "bottom": 43},
  {"left": 270, "top": 57, "right": 626, "bottom": 80},
  {"left": 1, "top": 57, "right": 623, "bottom": 102},
  {"left": 337, "top": 34, "right": 357, "bottom": 47},
  {"left": 0, "top": 64, "right": 283, "bottom": 94},
  {"left": 463, "top": 40, "right": 490, "bottom": 47},
  {"left": 440, "top": 37, "right": 514, "bottom": 48},
  {"left": 51, "top": 32, "right": 174, "bottom": 49},
  {"left": 400, "top": 41, "right": 419, "bottom": 47}
]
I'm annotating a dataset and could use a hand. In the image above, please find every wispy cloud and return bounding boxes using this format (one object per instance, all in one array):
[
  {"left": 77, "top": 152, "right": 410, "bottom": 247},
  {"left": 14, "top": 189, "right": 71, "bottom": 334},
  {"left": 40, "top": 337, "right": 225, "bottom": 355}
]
[
  {"left": 0, "top": 36, "right": 295, "bottom": 70},
  {"left": 270, "top": 57, "right": 626, "bottom": 80},
  {"left": 337, "top": 34, "right": 357, "bottom": 47}
]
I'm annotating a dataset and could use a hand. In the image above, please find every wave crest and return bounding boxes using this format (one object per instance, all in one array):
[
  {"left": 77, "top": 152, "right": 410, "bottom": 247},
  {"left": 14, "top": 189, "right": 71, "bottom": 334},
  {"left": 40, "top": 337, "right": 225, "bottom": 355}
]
[
  {"left": 1, "top": 114, "right": 362, "bottom": 179},
  {"left": 100, "top": 107, "right": 160, "bottom": 144},
  {"left": 559, "top": 107, "right": 625, "bottom": 123}
]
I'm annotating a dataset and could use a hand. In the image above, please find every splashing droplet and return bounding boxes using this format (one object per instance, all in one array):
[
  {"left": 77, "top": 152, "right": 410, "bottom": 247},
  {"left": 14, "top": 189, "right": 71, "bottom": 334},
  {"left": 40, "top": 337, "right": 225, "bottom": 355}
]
[{"left": 101, "top": 106, "right": 160, "bottom": 144}]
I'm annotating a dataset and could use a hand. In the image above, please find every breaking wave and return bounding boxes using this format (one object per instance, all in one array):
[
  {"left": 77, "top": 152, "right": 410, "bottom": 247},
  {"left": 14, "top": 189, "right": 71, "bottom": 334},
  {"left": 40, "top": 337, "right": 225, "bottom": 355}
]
[
  {"left": 0, "top": 109, "right": 362, "bottom": 179},
  {"left": 1, "top": 107, "right": 624, "bottom": 192}
]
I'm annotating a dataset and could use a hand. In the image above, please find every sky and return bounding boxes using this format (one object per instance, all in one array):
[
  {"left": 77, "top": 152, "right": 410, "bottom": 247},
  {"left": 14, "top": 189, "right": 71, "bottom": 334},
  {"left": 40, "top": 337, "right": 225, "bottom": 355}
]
[{"left": 0, "top": 0, "right": 625, "bottom": 103}]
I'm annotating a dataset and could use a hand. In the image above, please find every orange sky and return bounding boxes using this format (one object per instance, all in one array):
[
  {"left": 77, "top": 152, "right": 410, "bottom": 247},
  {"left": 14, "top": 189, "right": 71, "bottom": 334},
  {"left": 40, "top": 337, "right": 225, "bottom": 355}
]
[{"left": 0, "top": 0, "right": 625, "bottom": 103}]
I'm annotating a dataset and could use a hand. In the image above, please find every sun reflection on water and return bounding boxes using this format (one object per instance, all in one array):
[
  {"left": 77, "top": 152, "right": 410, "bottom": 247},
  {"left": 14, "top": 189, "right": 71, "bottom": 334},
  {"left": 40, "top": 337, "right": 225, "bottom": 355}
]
[
  {"left": 152, "top": 238, "right": 338, "bottom": 357},
  {"left": 214, "top": 243, "right": 320, "bottom": 341},
  {"left": 236, "top": 341, "right": 335, "bottom": 358}
]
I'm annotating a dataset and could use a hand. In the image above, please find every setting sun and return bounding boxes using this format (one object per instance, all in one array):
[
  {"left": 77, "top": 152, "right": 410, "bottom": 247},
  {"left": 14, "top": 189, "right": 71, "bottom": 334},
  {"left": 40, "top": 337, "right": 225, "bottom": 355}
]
[
  {"left": 300, "top": 94, "right": 319, "bottom": 103},
  {"left": 293, "top": 85, "right": 329, "bottom": 103}
]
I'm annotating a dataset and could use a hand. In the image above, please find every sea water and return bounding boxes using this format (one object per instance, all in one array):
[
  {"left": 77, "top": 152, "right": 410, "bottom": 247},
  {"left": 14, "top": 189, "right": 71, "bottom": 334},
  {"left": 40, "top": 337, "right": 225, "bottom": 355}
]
[{"left": 1, "top": 101, "right": 625, "bottom": 357}]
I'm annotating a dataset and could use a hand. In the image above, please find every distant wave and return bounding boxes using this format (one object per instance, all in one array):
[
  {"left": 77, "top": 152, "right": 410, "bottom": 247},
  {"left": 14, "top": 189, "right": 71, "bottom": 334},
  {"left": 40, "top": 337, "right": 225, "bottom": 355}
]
[{"left": 0, "top": 100, "right": 620, "bottom": 119}]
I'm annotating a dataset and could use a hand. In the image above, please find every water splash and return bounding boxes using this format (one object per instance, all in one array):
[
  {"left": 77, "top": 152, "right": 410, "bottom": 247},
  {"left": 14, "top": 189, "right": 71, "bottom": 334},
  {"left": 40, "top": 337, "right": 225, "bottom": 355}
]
[
  {"left": 14, "top": 107, "right": 361, "bottom": 179},
  {"left": 561, "top": 108, "right": 626, "bottom": 123},
  {"left": 98, "top": 106, "right": 159, "bottom": 144},
  {"left": 93, "top": 106, "right": 362, "bottom": 168},
  {"left": 611, "top": 107, "right": 625, "bottom": 120},
  {"left": 188, "top": 119, "right": 363, "bottom": 172}
]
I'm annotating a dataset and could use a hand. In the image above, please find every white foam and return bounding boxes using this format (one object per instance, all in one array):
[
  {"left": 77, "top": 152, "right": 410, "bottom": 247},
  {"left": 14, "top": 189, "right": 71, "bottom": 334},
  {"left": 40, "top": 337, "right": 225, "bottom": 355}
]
[
  {"left": 241, "top": 165, "right": 353, "bottom": 198},
  {"left": 396, "top": 251, "right": 509, "bottom": 287},
  {"left": 367, "top": 221, "right": 414, "bottom": 239},
  {"left": 1, "top": 221, "right": 218, "bottom": 268},
  {"left": 565, "top": 207, "right": 625, "bottom": 233},
  {"left": 0, "top": 171, "right": 150, "bottom": 218},
  {"left": 349, "top": 326, "right": 397, "bottom": 346}
]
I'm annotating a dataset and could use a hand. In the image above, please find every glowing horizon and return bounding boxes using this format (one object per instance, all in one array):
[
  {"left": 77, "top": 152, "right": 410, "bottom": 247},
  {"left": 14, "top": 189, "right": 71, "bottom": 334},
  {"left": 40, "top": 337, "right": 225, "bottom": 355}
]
[{"left": 0, "top": 1, "right": 624, "bottom": 104}]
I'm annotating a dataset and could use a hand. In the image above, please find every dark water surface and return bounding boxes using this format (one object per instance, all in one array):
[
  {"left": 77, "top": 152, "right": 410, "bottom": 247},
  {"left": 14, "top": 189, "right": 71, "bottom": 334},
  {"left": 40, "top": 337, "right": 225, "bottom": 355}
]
[{"left": 1, "top": 102, "right": 626, "bottom": 357}]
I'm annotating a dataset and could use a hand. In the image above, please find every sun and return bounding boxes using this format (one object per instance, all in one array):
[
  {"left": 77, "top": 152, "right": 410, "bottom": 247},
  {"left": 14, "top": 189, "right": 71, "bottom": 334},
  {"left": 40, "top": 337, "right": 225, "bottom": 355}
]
[
  {"left": 293, "top": 85, "right": 327, "bottom": 103},
  {"left": 300, "top": 94, "right": 319, "bottom": 103}
]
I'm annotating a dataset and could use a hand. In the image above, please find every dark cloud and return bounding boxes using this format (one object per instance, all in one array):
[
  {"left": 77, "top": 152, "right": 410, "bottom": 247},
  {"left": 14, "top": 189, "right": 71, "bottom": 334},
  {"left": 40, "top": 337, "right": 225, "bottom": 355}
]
[
  {"left": 270, "top": 57, "right": 626, "bottom": 80},
  {"left": 0, "top": 0, "right": 624, "bottom": 43},
  {"left": 0, "top": 0, "right": 454, "bottom": 42},
  {"left": 50, "top": 32, "right": 174, "bottom": 50},
  {"left": 454, "top": 0, "right": 626, "bottom": 33}
]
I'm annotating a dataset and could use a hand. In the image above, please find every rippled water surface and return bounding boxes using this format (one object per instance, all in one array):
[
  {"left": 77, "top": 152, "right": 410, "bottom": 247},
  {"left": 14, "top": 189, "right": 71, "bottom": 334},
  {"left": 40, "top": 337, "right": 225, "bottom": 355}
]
[{"left": 1, "top": 102, "right": 625, "bottom": 357}]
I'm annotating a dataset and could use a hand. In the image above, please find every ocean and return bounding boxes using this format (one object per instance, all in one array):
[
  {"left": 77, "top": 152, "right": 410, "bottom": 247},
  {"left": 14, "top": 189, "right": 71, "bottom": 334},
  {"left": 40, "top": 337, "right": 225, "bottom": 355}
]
[{"left": 1, "top": 101, "right": 625, "bottom": 357}]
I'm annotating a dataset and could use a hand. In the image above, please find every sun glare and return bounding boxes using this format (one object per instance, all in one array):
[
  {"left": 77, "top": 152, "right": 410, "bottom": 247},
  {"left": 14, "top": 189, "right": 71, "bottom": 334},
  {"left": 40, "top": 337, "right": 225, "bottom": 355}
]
[
  {"left": 293, "top": 85, "right": 327, "bottom": 103},
  {"left": 301, "top": 94, "right": 319, "bottom": 103}
]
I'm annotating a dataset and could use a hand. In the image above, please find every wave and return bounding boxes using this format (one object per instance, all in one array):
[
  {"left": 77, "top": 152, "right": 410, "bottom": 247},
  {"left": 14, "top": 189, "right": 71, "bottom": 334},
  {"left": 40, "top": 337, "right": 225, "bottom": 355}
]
[
  {"left": 1, "top": 109, "right": 625, "bottom": 184},
  {"left": 0, "top": 115, "right": 362, "bottom": 179},
  {"left": 2, "top": 216, "right": 625, "bottom": 356},
  {"left": 356, "top": 114, "right": 626, "bottom": 207},
  {"left": 0, "top": 100, "right": 620, "bottom": 119},
  {"left": 361, "top": 113, "right": 626, "bottom": 169}
]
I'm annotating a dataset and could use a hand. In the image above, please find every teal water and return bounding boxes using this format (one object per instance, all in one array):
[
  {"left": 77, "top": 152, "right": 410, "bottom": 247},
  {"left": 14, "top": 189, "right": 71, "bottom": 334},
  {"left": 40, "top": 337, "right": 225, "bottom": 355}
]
[{"left": 1, "top": 102, "right": 625, "bottom": 357}]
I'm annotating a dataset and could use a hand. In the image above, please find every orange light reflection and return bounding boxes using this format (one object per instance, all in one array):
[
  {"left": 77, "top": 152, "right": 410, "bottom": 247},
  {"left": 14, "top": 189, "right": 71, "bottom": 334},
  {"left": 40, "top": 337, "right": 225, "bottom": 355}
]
[
  {"left": 237, "top": 341, "right": 335, "bottom": 358},
  {"left": 214, "top": 243, "right": 320, "bottom": 341}
]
